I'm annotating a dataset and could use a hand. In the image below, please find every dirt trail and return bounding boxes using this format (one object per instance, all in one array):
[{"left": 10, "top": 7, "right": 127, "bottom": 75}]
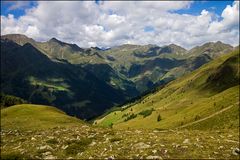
[{"left": 178, "top": 103, "right": 238, "bottom": 129}]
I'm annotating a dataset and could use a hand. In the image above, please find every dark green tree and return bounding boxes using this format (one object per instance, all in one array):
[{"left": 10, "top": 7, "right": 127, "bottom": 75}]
[{"left": 157, "top": 114, "right": 162, "bottom": 122}]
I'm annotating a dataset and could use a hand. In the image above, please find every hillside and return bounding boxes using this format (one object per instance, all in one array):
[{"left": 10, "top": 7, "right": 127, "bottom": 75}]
[
  {"left": 1, "top": 104, "right": 83, "bottom": 131},
  {"left": 1, "top": 39, "right": 128, "bottom": 120},
  {"left": 96, "top": 49, "right": 239, "bottom": 130},
  {"left": 1, "top": 104, "right": 239, "bottom": 159},
  {"left": 1, "top": 34, "right": 139, "bottom": 98}
]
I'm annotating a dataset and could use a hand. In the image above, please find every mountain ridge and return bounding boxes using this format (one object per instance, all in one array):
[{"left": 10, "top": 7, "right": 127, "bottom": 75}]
[
  {"left": 96, "top": 48, "right": 239, "bottom": 130},
  {"left": 1, "top": 34, "right": 237, "bottom": 120},
  {"left": 1, "top": 34, "right": 234, "bottom": 53}
]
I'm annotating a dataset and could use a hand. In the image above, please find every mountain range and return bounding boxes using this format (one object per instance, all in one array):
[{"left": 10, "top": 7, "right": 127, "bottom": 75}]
[
  {"left": 96, "top": 48, "right": 239, "bottom": 130},
  {"left": 1, "top": 34, "right": 239, "bottom": 159},
  {"left": 0, "top": 34, "right": 235, "bottom": 120}
]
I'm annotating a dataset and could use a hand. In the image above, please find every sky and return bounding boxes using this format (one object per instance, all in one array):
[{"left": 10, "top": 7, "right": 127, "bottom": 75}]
[{"left": 1, "top": 1, "right": 239, "bottom": 49}]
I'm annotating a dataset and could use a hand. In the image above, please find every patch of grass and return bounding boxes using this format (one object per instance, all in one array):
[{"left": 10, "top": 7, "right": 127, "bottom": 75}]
[
  {"left": 46, "top": 138, "right": 58, "bottom": 144},
  {"left": 109, "top": 137, "right": 122, "bottom": 142},
  {"left": 65, "top": 138, "right": 92, "bottom": 155},
  {"left": 186, "top": 102, "right": 239, "bottom": 130},
  {"left": 1, "top": 104, "right": 84, "bottom": 131},
  {"left": 1, "top": 152, "right": 30, "bottom": 160},
  {"left": 28, "top": 76, "right": 69, "bottom": 91}
]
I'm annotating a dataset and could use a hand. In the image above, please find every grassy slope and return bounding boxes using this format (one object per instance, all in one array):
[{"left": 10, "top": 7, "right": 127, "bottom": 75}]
[
  {"left": 2, "top": 104, "right": 239, "bottom": 159},
  {"left": 1, "top": 104, "right": 84, "bottom": 131},
  {"left": 96, "top": 49, "right": 239, "bottom": 130}
]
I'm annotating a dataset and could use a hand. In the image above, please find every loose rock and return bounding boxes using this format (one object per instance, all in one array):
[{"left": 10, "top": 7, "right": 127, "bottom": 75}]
[
  {"left": 134, "top": 142, "right": 150, "bottom": 149},
  {"left": 232, "top": 148, "right": 240, "bottom": 156},
  {"left": 146, "top": 155, "right": 162, "bottom": 159},
  {"left": 183, "top": 139, "right": 190, "bottom": 144}
]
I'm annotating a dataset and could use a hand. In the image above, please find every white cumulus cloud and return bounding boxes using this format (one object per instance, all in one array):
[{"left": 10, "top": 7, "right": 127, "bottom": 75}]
[{"left": 1, "top": 1, "right": 239, "bottom": 49}]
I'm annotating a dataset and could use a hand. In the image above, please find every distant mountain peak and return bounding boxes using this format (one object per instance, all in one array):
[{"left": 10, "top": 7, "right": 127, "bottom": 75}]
[
  {"left": 159, "top": 43, "right": 187, "bottom": 54},
  {"left": 1, "top": 34, "right": 35, "bottom": 46},
  {"left": 1, "top": 34, "right": 29, "bottom": 39},
  {"left": 48, "top": 37, "right": 84, "bottom": 53},
  {"left": 91, "top": 46, "right": 102, "bottom": 51},
  {"left": 200, "top": 41, "right": 232, "bottom": 48},
  {"left": 168, "top": 43, "right": 185, "bottom": 49},
  {"left": 188, "top": 41, "right": 233, "bottom": 57},
  {"left": 49, "top": 37, "right": 64, "bottom": 44}
]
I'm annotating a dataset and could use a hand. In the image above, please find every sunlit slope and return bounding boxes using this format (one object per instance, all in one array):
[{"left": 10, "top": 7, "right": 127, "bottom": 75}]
[
  {"left": 96, "top": 49, "right": 239, "bottom": 130},
  {"left": 1, "top": 104, "right": 84, "bottom": 131}
]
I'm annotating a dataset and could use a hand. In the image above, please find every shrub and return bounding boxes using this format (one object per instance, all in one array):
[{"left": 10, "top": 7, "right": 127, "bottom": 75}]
[
  {"left": 124, "top": 113, "right": 137, "bottom": 121},
  {"left": 138, "top": 108, "right": 154, "bottom": 118},
  {"left": 0, "top": 93, "right": 27, "bottom": 108},
  {"left": 109, "top": 122, "right": 113, "bottom": 128},
  {"left": 195, "top": 115, "right": 201, "bottom": 121},
  {"left": 157, "top": 114, "right": 162, "bottom": 122},
  {"left": 109, "top": 137, "right": 122, "bottom": 142},
  {"left": 122, "top": 113, "right": 128, "bottom": 118}
]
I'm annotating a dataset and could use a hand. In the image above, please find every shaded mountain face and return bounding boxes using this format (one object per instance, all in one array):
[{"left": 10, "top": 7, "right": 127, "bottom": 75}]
[
  {"left": 1, "top": 34, "right": 139, "bottom": 98},
  {"left": 1, "top": 34, "right": 234, "bottom": 119},
  {"left": 1, "top": 39, "right": 128, "bottom": 120}
]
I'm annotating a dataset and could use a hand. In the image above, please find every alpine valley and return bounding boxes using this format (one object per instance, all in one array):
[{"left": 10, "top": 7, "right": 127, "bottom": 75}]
[
  {"left": 1, "top": 34, "right": 239, "bottom": 159},
  {"left": 1, "top": 34, "right": 234, "bottom": 119}
]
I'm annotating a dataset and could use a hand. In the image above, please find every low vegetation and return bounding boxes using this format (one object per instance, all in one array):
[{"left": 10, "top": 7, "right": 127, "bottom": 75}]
[
  {"left": 124, "top": 113, "right": 137, "bottom": 122},
  {"left": 0, "top": 93, "right": 27, "bottom": 109},
  {"left": 138, "top": 108, "right": 154, "bottom": 118}
]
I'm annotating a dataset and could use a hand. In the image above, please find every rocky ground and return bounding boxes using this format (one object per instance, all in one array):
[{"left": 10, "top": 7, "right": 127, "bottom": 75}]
[{"left": 1, "top": 126, "right": 239, "bottom": 159}]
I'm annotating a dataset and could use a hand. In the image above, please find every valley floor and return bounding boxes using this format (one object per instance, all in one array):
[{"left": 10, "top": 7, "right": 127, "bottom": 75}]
[{"left": 1, "top": 126, "right": 239, "bottom": 159}]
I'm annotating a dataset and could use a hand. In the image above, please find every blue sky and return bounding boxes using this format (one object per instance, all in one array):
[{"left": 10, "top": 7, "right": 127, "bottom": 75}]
[
  {"left": 1, "top": 1, "right": 37, "bottom": 18},
  {"left": 1, "top": 1, "right": 234, "bottom": 18},
  {"left": 174, "top": 1, "right": 234, "bottom": 15}
]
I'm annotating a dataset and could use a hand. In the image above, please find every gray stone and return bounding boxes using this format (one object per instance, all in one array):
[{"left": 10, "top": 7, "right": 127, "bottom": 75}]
[
  {"left": 152, "top": 150, "right": 157, "bottom": 154},
  {"left": 146, "top": 155, "right": 162, "bottom": 159},
  {"left": 61, "top": 145, "right": 68, "bottom": 150},
  {"left": 90, "top": 141, "right": 97, "bottom": 146},
  {"left": 31, "top": 137, "right": 36, "bottom": 141},
  {"left": 44, "top": 155, "right": 57, "bottom": 159},
  {"left": 183, "top": 139, "right": 190, "bottom": 144},
  {"left": 232, "top": 148, "right": 240, "bottom": 156},
  {"left": 39, "top": 145, "right": 53, "bottom": 150},
  {"left": 42, "top": 151, "right": 52, "bottom": 156},
  {"left": 134, "top": 142, "right": 150, "bottom": 149}
]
